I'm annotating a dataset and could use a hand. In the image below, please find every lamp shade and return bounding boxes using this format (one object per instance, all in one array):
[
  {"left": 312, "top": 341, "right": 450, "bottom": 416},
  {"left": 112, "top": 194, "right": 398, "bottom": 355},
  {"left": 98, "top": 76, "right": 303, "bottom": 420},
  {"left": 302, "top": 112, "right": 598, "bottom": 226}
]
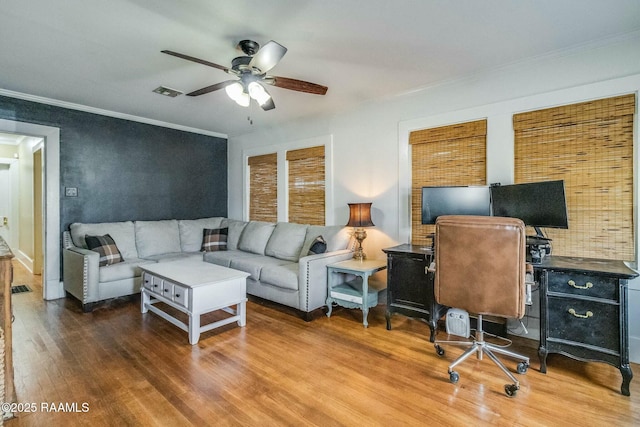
[{"left": 346, "top": 203, "right": 374, "bottom": 227}]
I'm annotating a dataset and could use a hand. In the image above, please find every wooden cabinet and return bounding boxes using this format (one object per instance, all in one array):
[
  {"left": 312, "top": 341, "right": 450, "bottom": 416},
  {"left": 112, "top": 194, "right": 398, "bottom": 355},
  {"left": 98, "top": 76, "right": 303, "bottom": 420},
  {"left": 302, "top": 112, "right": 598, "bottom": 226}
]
[
  {"left": 537, "top": 256, "right": 638, "bottom": 396},
  {"left": 0, "top": 237, "right": 15, "bottom": 412},
  {"left": 382, "top": 244, "right": 446, "bottom": 342}
]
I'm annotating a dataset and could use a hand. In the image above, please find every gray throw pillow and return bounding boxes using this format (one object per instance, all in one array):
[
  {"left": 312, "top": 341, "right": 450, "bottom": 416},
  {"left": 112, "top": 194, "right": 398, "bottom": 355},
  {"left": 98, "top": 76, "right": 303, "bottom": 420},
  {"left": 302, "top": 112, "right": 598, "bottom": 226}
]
[{"left": 307, "top": 235, "right": 327, "bottom": 255}]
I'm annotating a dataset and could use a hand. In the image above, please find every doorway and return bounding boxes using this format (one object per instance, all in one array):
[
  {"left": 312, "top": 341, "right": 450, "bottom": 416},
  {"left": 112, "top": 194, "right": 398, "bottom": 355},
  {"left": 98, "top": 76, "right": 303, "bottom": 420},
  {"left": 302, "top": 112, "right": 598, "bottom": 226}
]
[{"left": 0, "top": 119, "right": 61, "bottom": 300}]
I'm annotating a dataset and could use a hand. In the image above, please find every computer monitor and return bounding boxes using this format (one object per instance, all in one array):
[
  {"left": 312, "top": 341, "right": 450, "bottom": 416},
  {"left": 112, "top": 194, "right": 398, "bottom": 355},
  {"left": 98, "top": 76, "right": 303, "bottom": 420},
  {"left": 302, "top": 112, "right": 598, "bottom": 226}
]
[
  {"left": 421, "top": 186, "right": 492, "bottom": 225},
  {"left": 490, "top": 180, "right": 569, "bottom": 233}
]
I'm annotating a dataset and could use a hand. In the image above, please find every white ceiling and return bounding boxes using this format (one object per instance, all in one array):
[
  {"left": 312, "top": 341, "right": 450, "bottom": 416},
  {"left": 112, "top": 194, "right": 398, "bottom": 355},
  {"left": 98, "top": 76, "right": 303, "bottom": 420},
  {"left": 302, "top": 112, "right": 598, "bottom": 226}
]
[{"left": 1, "top": 0, "right": 640, "bottom": 138}]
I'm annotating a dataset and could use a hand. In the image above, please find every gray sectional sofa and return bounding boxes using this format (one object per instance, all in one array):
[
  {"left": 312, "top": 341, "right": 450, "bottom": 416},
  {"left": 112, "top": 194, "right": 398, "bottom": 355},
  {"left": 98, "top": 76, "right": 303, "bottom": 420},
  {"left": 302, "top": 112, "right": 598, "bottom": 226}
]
[{"left": 63, "top": 217, "right": 354, "bottom": 318}]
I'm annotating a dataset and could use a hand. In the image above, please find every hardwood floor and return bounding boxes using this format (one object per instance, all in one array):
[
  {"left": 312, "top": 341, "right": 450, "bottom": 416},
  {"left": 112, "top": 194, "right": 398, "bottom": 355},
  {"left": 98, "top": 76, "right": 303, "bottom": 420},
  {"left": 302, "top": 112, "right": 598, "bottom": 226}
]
[{"left": 5, "top": 260, "right": 640, "bottom": 426}]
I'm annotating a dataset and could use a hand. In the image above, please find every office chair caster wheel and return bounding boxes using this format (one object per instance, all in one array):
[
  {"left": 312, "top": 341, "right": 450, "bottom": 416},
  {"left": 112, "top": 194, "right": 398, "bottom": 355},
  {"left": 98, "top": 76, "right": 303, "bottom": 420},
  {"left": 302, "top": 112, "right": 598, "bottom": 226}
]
[
  {"left": 435, "top": 344, "right": 445, "bottom": 356},
  {"left": 449, "top": 371, "right": 459, "bottom": 384},
  {"left": 504, "top": 384, "right": 519, "bottom": 397},
  {"left": 516, "top": 362, "right": 529, "bottom": 374}
]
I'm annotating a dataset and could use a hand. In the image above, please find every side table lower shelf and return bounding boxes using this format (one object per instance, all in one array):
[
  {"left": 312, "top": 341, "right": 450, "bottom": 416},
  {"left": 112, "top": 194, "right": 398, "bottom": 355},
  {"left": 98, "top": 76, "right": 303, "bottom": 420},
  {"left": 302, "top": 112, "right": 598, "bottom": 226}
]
[{"left": 326, "top": 259, "right": 387, "bottom": 328}]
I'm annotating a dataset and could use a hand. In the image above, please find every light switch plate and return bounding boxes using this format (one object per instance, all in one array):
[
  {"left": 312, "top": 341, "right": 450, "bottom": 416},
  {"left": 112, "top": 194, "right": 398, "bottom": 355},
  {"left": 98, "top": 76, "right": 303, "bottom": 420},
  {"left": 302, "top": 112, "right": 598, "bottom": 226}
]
[{"left": 65, "top": 187, "right": 78, "bottom": 197}]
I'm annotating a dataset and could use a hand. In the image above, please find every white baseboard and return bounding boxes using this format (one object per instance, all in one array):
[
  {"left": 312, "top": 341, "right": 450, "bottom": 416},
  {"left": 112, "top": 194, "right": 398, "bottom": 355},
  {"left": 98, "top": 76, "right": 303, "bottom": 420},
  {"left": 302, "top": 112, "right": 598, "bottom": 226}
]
[
  {"left": 45, "top": 280, "right": 65, "bottom": 300},
  {"left": 14, "top": 250, "right": 33, "bottom": 274}
]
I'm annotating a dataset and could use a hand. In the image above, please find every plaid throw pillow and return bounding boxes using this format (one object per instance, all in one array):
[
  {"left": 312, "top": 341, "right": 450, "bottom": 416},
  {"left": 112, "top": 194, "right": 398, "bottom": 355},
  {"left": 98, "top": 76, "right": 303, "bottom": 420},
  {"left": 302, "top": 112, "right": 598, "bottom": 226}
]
[
  {"left": 307, "top": 235, "right": 327, "bottom": 255},
  {"left": 85, "top": 234, "right": 124, "bottom": 267},
  {"left": 201, "top": 227, "right": 228, "bottom": 252}
]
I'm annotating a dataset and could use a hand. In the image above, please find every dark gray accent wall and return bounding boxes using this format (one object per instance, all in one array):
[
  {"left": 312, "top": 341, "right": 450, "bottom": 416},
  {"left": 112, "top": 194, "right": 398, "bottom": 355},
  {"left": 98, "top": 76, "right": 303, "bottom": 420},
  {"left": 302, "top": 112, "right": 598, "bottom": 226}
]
[{"left": 0, "top": 94, "right": 227, "bottom": 234}]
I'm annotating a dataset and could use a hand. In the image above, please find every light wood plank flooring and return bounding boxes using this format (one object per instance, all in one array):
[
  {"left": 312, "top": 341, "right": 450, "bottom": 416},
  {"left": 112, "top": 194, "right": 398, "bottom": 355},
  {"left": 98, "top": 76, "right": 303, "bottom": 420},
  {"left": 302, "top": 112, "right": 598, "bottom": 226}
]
[{"left": 5, "top": 260, "right": 640, "bottom": 426}]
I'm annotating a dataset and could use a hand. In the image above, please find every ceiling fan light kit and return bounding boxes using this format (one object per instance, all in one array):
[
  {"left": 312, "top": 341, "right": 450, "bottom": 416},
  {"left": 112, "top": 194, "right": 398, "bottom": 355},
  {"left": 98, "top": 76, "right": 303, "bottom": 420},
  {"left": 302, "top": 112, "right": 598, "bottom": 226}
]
[{"left": 162, "top": 39, "right": 328, "bottom": 111}]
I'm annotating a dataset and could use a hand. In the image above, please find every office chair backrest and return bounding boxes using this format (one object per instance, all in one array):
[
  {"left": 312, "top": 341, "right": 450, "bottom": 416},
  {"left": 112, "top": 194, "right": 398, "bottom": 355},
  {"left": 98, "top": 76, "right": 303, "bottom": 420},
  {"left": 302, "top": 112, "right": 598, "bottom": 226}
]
[{"left": 434, "top": 215, "right": 527, "bottom": 319}]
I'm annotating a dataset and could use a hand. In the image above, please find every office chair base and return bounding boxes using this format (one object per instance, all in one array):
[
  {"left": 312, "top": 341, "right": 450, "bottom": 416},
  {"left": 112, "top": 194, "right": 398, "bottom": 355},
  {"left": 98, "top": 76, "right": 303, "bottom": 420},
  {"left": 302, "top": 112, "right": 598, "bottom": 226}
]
[{"left": 434, "top": 330, "right": 530, "bottom": 397}]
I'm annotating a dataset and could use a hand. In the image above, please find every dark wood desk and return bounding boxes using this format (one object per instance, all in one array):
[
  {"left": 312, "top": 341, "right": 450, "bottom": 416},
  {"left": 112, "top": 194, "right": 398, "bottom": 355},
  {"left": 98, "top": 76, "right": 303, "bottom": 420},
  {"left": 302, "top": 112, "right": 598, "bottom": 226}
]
[
  {"left": 535, "top": 256, "right": 638, "bottom": 396},
  {"left": 383, "top": 244, "right": 638, "bottom": 396}
]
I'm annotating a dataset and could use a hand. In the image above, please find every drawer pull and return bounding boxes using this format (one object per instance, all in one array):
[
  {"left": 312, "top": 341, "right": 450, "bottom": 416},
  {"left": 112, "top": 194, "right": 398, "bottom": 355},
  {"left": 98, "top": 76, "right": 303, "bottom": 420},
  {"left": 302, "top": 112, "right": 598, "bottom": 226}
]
[
  {"left": 175, "top": 293, "right": 181, "bottom": 298},
  {"left": 567, "top": 280, "right": 593, "bottom": 290},
  {"left": 568, "top": 308, "right": 593, "bottom": 319}
]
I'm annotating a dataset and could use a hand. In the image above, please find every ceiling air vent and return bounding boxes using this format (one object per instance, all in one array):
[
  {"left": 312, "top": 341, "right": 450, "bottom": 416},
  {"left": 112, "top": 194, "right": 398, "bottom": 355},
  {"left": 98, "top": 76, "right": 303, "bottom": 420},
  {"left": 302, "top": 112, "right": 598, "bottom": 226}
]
[{"left": 153, "top": 86, "right": 183, "bottom": 97}]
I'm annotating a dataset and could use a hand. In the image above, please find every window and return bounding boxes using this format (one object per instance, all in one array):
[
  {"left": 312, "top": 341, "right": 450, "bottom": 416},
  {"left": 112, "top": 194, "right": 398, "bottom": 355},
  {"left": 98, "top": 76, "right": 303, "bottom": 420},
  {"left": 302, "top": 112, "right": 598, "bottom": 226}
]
[
  {"left": 248, "top": 153, "right": 277, "bottom": 222},
  {"left": 513, "top": 94, "right": 635, "bottom": 260},
  {"left": 287, "top": 145, "right": 325, "bottom": 225},
  {"left": 409, "top": 120, "right": 487, "bottom": 245}
]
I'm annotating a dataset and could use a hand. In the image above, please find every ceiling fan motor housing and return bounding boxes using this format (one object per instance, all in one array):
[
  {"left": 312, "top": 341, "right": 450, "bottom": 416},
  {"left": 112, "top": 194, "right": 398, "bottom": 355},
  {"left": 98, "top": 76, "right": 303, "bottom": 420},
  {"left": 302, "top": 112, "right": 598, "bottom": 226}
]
[{"left": 231, "top": 56, "right": 253, "bottom": 73}]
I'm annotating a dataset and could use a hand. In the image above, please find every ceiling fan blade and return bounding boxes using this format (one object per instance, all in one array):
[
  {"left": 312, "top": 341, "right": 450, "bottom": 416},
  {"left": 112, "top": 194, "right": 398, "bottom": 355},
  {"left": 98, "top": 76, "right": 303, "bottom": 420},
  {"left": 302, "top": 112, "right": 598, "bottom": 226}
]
[
  {"left": 269, "top": 76, "right": 328, "bottom": 95},
  {"left": 187, "top": 80, "right": 236, "bottom": 97},
  {"left": 249, "top": 41, "right": 287, "bottom": 73},
  {"left": 162, "top": 50, "right": 229, "bottom": 73}
]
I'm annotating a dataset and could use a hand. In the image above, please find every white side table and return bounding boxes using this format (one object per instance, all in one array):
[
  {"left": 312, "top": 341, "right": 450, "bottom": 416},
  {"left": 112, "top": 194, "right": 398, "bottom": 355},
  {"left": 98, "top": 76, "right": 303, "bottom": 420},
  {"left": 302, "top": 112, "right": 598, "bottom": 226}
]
[{"left": 326, "top": 259, "right": 387, "bottom": 327}]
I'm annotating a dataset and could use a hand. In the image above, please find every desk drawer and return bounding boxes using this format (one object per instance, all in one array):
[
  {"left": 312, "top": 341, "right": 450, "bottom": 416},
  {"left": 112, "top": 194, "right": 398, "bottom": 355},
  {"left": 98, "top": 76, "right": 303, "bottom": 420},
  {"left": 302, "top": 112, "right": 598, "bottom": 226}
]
[
  {"left": 547, "top": 296, "right": 619, "bottom": 352},
  {"left": 546, "top": 271, "right": 618, "bottom": 301}
]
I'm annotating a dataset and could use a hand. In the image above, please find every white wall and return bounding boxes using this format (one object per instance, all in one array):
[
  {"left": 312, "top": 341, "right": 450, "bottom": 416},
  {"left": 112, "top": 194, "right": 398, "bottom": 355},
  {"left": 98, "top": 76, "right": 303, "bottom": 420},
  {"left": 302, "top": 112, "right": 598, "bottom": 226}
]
[{"left": 228, "top": 34, "right": 640, "bottom": 362}]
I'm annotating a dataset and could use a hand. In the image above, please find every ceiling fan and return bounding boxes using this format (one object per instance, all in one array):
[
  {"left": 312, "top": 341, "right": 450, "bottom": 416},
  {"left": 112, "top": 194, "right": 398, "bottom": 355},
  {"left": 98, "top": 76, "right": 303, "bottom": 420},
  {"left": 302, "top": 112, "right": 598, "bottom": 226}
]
[{"left": 162, "top": 40, "right": 328, "bottom": 111}]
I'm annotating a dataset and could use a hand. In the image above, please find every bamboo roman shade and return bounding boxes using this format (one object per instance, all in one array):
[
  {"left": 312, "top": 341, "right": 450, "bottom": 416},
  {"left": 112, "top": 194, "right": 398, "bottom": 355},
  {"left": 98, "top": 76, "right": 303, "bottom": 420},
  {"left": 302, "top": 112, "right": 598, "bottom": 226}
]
[
  {"left": 513, "top": 94, "right": 635, "bottom": 260},
  {"left": 248, "top": 153, "right": 278, "bottom": 222},
  {"left": 287, "top": 145, "right": 325, "bottom": 225},
  {"left": 410, "top": 119, "right": 487, "bottom": 245}
]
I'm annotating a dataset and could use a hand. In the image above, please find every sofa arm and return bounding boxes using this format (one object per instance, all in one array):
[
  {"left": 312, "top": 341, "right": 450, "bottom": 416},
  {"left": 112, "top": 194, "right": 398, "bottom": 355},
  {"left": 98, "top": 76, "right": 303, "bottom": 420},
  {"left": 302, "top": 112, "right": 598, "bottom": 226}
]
[
  {"left": 63, "top": 247, "right": 100, "bottom": 307},
  {"left": 298, "top": 249, "right": 354, "bottom": 312}
]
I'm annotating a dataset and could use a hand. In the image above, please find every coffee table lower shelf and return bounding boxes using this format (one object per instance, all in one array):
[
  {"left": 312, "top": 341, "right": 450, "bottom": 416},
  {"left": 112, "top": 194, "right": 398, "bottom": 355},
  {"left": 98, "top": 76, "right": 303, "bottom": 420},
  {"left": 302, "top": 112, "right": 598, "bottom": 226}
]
[{"left": 142, "top": 291, "right": 246, "bottom": 345}]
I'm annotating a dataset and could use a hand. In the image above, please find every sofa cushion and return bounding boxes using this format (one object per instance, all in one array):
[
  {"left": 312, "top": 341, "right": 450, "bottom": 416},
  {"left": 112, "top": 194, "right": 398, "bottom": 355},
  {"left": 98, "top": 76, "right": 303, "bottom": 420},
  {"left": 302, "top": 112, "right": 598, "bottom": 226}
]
[
  {"left": 237, "top": 221, "right": 276, "bottom": 255},
  {"left": 85, "top": 234, "right": 124, "bottom": 266},
  {"left": 204, "top": 250, "right": 255, "bottom": 268},
  {"left": 300, "top": 225, "right": 351, "bottom": 258},
  {"left": 230, "top": 255, "right": 291, "bottom": 281},
  {"left": 265, "top": 222, "right": 308, "bottom": 262},
  {"left": 98, "top": 258, "right": 155, "bottom": 283},
  {"left": 70, "top": 221, "right": 138, "bottom": 260},
  {"left": 135, "top": 220, "right": 181, "bottom": 258},
  {"left": 143, "top": 252, "right": 203, "bottom": 263},
  {"left": 178, "top": 217, "right": 226, "bottom": 252},
  {"left": 260, "top": 263, "right": 299, "bottom": 291},
  {"left": 223, "top": 219, "right": 248, "bottom": 250},
  {"left": 307, "top": 235, "right": 327, "bottom": 255},
  {"left": 201, "top": 228, "right": 228, "bottom": 252}
]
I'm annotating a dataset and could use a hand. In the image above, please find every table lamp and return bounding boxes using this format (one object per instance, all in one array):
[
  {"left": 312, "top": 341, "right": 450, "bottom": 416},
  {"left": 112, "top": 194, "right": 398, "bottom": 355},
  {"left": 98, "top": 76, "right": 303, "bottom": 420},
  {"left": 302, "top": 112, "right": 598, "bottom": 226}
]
[{"left": 346, "top": 202, "right": 374, "bottom": 261}]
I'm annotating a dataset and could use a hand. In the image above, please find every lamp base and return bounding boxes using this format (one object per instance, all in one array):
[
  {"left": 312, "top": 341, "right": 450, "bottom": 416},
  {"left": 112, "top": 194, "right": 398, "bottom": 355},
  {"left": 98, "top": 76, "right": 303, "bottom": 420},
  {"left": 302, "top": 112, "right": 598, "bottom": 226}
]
[{"left": 353, "top": 229, "right": 367, "bottom": 261}]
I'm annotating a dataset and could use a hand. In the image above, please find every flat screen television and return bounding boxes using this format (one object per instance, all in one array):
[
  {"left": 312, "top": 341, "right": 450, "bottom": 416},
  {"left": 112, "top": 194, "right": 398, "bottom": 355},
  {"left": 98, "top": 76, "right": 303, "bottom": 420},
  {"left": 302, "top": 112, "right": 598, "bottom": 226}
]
[
  {"left": 421, "top": 186, "right": 492, "bottom": 224},
  {"left": 490, "top": 180, "right": 569, "bottom": 233}
]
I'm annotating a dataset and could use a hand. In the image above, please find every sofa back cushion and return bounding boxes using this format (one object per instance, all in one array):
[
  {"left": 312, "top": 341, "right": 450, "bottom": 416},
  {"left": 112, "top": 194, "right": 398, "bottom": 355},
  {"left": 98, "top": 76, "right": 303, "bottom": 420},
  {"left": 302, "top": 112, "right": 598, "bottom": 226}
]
[
  {"left": 237, "top": 221, "right": 276, "bottom": 255},
  {"left": 300, "top": 225, "right": 352, "bottom": 258},
  {"left": 224, "top": 219, "right": 248, "bottom": 250},
  {"left": 178, "top": 217, "right": 225, "bottom": 252},
  {"left": 265, "top": 222, "right": 309, "bottom": 262},
  {"left": 70, "top": 221, "right": 138, "bottom": 260},
  {"left": 135, "top": 220, "right": 181, "bottom": 258}
]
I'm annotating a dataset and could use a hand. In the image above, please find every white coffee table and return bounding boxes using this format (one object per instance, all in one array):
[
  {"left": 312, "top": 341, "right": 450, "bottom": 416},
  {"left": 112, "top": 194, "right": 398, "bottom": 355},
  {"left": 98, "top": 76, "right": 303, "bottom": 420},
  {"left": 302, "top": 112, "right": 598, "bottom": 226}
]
[{"left": 140, "top": 259, "right": 250, "bottom": 345}]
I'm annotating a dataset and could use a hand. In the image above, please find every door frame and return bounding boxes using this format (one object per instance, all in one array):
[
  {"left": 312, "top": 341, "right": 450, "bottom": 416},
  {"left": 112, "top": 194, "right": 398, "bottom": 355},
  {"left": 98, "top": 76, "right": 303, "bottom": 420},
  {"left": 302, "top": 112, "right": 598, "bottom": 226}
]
[{"left": 0, "top": 119, "right": 61, "bottom": 300}]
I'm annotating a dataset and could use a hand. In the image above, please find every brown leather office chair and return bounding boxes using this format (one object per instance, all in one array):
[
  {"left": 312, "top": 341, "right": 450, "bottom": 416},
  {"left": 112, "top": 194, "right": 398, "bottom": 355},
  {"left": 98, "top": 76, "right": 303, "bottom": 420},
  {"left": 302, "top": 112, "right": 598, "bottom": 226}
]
[{"left": 432, "top": 215, "right": 530, "bottom": 397}]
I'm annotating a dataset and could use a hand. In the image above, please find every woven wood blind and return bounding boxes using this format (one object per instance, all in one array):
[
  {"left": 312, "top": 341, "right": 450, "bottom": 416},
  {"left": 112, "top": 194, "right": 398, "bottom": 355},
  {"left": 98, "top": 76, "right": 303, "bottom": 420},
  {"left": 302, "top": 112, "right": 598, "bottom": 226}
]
[
  {"left": 409, "top": 120, "right": 487, "bottom": 245},
  {"left": 248, "top": 153, "right": 278, "bottom": 222},
  {"left": 287, "top": 146, "right": 325, "bottom": 225},
  {"left": 513, "top": 94, "right": 635, "bottom": 260}
]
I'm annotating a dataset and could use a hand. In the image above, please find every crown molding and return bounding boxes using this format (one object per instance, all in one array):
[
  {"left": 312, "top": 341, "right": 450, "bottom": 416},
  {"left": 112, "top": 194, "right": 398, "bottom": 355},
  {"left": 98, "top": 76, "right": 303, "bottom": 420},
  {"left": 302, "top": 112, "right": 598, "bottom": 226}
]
[{"left": 0, "top": 88, "right": 227, "bottom": 139}]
